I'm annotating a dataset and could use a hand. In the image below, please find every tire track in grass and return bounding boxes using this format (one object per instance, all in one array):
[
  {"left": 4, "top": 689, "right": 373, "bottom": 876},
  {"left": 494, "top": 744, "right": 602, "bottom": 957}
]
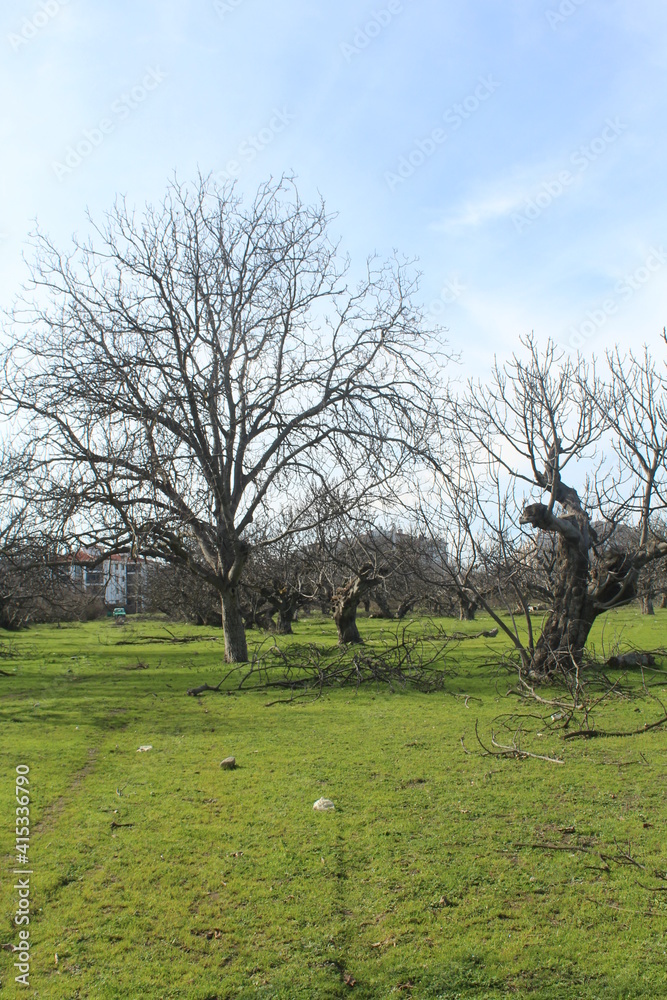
[{"left": 33, "top": 747, "right": 99, "bottom": 836}]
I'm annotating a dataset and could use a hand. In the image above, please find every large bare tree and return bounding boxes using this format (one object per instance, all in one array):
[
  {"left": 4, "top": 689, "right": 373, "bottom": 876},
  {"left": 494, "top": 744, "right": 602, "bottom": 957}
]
[{"left": 2, "top": 176, "right": 446, "bottom": 661}]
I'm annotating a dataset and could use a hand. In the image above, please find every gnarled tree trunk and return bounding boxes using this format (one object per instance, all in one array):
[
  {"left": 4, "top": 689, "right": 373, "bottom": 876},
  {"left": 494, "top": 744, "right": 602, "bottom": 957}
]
[
  {"left": 529, "top": 524, "right": 596, "bottom": 676},
  {"left": 521, "top": 494, "right": 667, "bottom": 677},
  {"left": 458, "top": 592, "right": 477, "bottom": 621},
  {"left": 396, "top": 596, "right": 416, "bottom": 619},
  {"left": 332, "top": 565, "right": 384, "bottom": 644},
  {"left": 259, "top": 581, "right": 310, "bottom": 635}
]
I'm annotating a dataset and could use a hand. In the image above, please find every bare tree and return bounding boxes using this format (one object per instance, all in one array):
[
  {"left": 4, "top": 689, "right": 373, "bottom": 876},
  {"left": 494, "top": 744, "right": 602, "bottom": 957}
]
[
  {"left": 145, "top": 559, "right": 223, "bottom": 626},
  {"left": 2, "top": 176, "right": 446, "bottom": 661},
  {"left": 0, "top": 451, "right": 98, "bottom": 628},
  {"left": 241, "top": 534, "right": 317, "bottom": 634},
  {"left": 455, "top": 336, "right": 667, "bottom": 679}
]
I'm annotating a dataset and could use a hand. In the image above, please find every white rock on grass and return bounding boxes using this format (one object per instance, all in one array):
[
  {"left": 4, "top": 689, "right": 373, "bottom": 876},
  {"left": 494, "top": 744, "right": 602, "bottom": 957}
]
[
  {"left": 220, "top": 756, "right": 236, "bottom": 769},
  {"left": 313, "top": 798, "right": 335, "bottom": 811}
]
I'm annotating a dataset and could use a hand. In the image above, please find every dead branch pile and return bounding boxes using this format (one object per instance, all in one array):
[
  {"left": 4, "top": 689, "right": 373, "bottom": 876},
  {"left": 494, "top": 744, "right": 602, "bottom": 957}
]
[{"left": 186, "top": 624, "right": 497, "bottom": 700}]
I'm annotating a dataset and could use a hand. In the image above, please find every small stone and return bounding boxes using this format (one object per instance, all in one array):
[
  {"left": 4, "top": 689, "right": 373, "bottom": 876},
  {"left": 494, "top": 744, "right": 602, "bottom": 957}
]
[
  {"left": 313, "top": 797, "right": 335, "bottom": 811},
  {"left": 220, "top": 756, "right": 236, "bottom": 769}
]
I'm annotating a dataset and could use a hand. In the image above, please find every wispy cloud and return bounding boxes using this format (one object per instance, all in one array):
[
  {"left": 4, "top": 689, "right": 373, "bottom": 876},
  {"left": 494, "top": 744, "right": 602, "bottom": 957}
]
[{"left": 434, "top": 188, "right": 528, "bottom": 231}]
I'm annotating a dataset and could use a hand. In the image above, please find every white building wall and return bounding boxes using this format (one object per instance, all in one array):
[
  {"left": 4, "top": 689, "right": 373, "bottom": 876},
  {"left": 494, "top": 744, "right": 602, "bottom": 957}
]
[{"left": 104, "top": 560, "right": 127, "bottom": 606}]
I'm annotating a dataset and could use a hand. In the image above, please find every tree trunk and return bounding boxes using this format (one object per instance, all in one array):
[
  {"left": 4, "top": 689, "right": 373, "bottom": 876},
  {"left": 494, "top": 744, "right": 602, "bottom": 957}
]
[
  {"left": 220, "top": 589, "right": 249, "bottom": 662},
  {"left": 396, "top": 597, "right": 416, "bottom": 619},
  {"left": 660, "top": 592, "right": 667, "bottom": 610},
  {"left": 530, "top": 532, "right": 596, "bottom": 677},
  {"left": 332, "top": 565, "right": 383, "bottom": 645},
  {"left": 373, "top": 589, "right": 393, "bottom": 619},
  {"left": 275, "top": 604, "right": 296, "bottom": 634},
  {"left": 458, "top": 593, "right": 477, "bottom": 621},
  {"left": 641, "top": 595, "right": 655, "bottom": 615},
  {"left": 260, "top": 586, "right": 304, "bottom": 635},
  {"left": 334, "top": 599, "right": 363, "bottom": 644}
]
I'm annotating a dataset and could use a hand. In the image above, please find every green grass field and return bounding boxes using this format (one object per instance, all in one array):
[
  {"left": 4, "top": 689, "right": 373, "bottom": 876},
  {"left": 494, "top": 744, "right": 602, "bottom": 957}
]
[{"left": 1, "top": 610, "right": 667, "bottom": 999}]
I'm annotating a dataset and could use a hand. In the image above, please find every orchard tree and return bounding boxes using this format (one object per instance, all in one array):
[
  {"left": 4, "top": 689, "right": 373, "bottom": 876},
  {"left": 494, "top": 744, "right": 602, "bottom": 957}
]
[
  {"left": 2, "top": 176, "right": 447, "bottom": 661},
  {"left": 456, "top": 336, "right": 667, "bottom": 679}
]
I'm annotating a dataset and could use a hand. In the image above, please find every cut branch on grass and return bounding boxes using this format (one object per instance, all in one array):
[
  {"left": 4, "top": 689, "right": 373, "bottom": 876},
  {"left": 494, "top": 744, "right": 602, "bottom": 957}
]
[
  {"left": 563, "top": 714, "right": 667, "bottom": 740},
  {"left": 474, "top": 720, "right": 564, "bottom": 763},
  {"left": 187, "top": 680, "right": 225, "bottom": 697},
  {"left": 514, "top": 842, "right": 589, "bottom": 852}
]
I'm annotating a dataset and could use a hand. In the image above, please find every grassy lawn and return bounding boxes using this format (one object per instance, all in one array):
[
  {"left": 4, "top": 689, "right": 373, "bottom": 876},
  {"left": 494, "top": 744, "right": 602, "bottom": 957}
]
[{"left": 1, "top": 610, "right": 667, "bottom": 998}]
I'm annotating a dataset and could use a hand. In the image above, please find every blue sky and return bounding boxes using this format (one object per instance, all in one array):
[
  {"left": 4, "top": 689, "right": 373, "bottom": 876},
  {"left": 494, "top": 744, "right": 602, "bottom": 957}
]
[{"left": 2, "top": 0, "right": 666, "bottom": 373}]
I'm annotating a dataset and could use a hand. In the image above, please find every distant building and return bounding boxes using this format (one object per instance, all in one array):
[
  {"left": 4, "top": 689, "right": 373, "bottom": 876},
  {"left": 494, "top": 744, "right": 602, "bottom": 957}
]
[{"left": 70, "top": 550, "right": 148, "bottom": 613}]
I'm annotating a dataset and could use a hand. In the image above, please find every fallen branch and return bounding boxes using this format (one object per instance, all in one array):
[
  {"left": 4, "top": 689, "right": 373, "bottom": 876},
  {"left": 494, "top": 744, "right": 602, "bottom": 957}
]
[
  {"left": 514, "top": 842, "right": 589, "bottom": 852},
  {"left": 449, "top": 628, "right": 499, "bottom": 640},
  {"left": 117, "top": 633, "right": 223, "bottom": 646},
  {"left": 475, "top": 721, "right": 564, "bottom": 763},
  {"left": 187, "top": 680, "right": 224, "bottom": 696},
  {"left": 563, "top": 714, "right": 667, "bottom": 741}
]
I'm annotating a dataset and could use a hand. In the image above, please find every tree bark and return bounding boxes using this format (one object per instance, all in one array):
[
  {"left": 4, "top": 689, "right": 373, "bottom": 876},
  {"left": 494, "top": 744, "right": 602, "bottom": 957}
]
[
  {"left": 275, "top": 597, "right": 303, "bottom": 634},
  {"left": 259, "top": 583, "right": 307, "bottom": 635},
  {"left": 458, "top": 593, "right": 477, "bottom": 621},
  {"left": 530, "top": 529, "right": 596, "bottom": 676},
  {"left": 276, "top": 610, "right": 294, "bottom": 634},
  {"left": 396, "top": 596, "right": 416, "bottom": 620},
  {"left": 332, "top": 565, "right": 383, "bottom": 645},
  {"left": 520, "top": 502, "right": 599, "bottom": 676},
  {"left": 641, "top": 595, "right": 655, "bottom": 615},
  {"left": 220, "top": 589, "right": 249, "bottom": 662}
]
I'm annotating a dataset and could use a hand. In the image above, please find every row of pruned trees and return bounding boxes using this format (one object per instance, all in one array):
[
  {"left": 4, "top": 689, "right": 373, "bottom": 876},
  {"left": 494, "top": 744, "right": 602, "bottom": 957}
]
[{"left": 1, "top": 175, "right": 666, "bottom": 683}]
